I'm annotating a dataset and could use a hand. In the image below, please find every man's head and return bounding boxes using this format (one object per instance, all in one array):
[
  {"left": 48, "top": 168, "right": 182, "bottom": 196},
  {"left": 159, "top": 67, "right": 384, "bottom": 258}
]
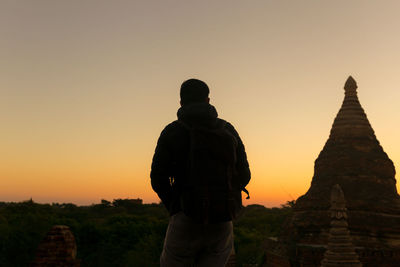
[{"left": 180, "top": 79, "right": 210, "bottom": 106}]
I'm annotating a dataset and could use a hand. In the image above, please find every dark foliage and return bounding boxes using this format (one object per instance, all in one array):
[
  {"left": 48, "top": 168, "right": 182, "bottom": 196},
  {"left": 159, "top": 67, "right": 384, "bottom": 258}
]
[{"left": 0, "top": 199, "right": 292, "bottom": 267}]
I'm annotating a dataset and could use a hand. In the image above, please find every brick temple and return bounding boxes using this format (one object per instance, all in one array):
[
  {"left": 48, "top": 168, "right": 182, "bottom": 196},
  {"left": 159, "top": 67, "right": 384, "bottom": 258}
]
[{"left": 265, "top": 77, "right": 400, "bottom": 266}]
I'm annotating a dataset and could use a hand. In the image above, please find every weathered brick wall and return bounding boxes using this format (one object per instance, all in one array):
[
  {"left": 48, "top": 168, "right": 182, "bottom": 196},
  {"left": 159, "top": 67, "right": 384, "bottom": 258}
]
[{"left": 31, "top": 225, "right": 80, "bottom": 267}]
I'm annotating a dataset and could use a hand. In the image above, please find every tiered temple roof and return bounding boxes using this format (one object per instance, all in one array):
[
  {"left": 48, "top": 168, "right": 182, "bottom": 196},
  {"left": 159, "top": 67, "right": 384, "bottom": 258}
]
[{"left": 296, "top": 76, "right": 400, "bottom": 214}]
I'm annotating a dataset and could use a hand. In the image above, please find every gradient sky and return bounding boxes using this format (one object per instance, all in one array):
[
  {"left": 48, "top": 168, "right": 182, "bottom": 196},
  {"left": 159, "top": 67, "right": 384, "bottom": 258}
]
[{"left": 1, "top": 1, "right": 400, "bottom": 207}]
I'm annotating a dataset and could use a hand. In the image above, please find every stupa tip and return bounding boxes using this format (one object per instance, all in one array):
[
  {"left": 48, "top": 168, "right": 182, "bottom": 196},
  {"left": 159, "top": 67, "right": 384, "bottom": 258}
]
[{"left": 344, "top": 76, "right": 358, "bottom": 92}]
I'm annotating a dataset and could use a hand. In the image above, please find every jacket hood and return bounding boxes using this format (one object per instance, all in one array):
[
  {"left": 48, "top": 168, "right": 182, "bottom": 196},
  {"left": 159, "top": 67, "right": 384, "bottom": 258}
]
[{"left": 177, "top": 103, "right": 218, "bottom": 127}]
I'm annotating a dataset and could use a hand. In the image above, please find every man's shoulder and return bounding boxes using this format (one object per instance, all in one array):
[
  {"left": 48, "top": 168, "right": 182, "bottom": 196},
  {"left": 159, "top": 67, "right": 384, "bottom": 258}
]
[
  {"left": 218, "top": 119, "right": 238, "bottom": 135},
  {"left": 221, "top": 119, "right": 233, "bottom": 128},
  {"left": 161, "top": 118, "right": 238, "bottom": 137},
  {"left": 162, "top": 120, "right": 185, "bottom": 132},
  {"left": 162, "top": 120, "right": 179, "bottom": 130},
  {"left": 159, "top": 120, "right": 187, "bottom": 139}
]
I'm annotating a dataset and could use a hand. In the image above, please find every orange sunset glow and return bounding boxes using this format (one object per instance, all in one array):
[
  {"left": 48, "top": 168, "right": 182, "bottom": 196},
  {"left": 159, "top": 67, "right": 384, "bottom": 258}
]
[{"left": 1, "top": 1, "right": 400, "bottom": 207}]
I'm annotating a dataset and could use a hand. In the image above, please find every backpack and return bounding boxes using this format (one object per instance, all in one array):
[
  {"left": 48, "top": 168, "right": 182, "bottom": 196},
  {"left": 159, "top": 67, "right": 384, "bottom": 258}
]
[{"left": 178, "top": 119, "right": 244, "bottom": 223}]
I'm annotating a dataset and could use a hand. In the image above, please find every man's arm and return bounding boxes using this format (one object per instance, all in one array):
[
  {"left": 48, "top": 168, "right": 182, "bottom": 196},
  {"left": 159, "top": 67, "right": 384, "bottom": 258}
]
[
  {"left": 226, "top": 122, "right": 251, "bottom": 189},
  {"left": 150, "top": 127, "right": 174, "bottom": 210}
]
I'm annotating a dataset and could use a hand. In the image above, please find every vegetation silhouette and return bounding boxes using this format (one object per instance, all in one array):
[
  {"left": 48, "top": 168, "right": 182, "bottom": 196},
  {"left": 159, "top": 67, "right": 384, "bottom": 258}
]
[{"left": 0, "top": 199, "right": 292, "bottom": 266}]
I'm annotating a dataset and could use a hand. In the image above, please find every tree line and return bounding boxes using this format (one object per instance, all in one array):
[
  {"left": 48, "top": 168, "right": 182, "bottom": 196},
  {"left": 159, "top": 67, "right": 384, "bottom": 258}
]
[{"left": 0, "top": 199, "right": 293, "bottom": 266}]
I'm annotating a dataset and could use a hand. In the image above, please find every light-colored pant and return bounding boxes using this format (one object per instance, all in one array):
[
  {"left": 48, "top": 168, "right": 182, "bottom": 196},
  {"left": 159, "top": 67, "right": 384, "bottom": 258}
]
[{"left": 160, "top": 211, "right": 233, "bottom": 267}]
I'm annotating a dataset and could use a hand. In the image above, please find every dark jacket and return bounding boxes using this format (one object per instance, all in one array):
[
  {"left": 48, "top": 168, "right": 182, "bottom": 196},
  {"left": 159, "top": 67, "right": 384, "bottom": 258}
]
[{"left": 150, "top": 103, "right": 251, "bottom": 215}]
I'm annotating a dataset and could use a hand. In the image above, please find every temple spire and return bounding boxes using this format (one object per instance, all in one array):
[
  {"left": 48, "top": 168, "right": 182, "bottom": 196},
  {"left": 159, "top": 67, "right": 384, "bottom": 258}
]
[
  {"left": 329, "top": 76, "right": 375, "bottom": 139},
  {"left": 344, "top": 76, "right": 358, "bottom": 95}
]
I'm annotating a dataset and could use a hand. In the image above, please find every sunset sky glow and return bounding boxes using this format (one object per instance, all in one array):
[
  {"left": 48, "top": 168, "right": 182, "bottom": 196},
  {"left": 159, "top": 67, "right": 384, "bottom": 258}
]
[{"left": 1, "top": 1, "right": 400, "bottom": 207}]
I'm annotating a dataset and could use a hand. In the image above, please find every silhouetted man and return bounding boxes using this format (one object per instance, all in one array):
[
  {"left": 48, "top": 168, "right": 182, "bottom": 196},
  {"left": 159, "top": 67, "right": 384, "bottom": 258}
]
[{"left": 151, "top": 79, "right": 251, "bottom": 266}]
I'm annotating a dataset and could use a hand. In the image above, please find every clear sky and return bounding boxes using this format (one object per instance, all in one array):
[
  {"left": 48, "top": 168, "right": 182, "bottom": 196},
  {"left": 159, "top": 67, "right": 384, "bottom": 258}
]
[{"left": 1, "top": 1, "right": 400, "bottom": 207}]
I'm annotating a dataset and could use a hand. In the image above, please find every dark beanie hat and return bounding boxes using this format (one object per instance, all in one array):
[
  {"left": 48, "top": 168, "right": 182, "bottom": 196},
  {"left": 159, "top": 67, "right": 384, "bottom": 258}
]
[{"left": 180, "top": 79, "right": 209, "bottom": 105}]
